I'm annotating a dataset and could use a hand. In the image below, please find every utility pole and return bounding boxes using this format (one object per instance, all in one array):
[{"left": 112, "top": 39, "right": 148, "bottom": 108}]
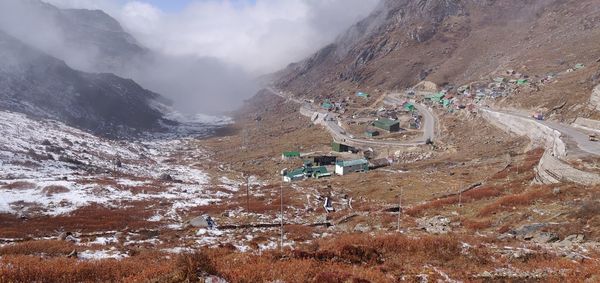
[
  {"left": 246, "top": 175, "right": 250, "bottom": 213},
  {"left": 280, "top": 182, "right": 284, "bottom": 252},
  {"left": 397, "top": 186, "right": 403, "bottom": 232}
]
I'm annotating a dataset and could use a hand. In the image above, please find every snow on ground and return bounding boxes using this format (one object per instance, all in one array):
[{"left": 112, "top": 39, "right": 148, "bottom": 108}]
[
  {"left": 78, "top": 248, "right": 129, "bottom": 260},
  {"left": 0, "top": 110, "right": 227, "bottom": 219},
  {"left": 0, "top": 110, "right": 315, "bottom": 254}
]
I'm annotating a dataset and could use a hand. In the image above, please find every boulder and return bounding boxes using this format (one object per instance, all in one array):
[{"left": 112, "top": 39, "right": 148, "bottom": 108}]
[
  {"left": 353, "top": 223, "right": 371, "bottom": 233},
  {"left": 204, "top": 276, "right": 228, "bottom": 283},
  {"left": 590, "top": 84, "right": 600, "bottom": 110},
  {"left": 189, "top": 216, "right": 209, "bottom": 228},
  {"left": 511, "top": 223, "right": 546, "bottom": 237},
  {"left": 159, "top": 173, "right": 173, "bottom": 182},
  {"left": 528, "top": 232, "right": 559, "bottom": 243},
  {"left": 414, "top": 81, "right": 438, "bottom": 92},
  {"left": 563, "top": 234, "right": 585, "bottom": 244},
  {"left": 417, "top": 215, "right": 452, "bottom": 234}
]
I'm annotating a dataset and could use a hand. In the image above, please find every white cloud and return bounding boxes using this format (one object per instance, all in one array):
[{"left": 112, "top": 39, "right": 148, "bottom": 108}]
[
  {"left": 46, "top": 0, "right": 379, "bottom": 74},
  {"left": 43, "top": 0, "right": 120, "bottom": 11}
]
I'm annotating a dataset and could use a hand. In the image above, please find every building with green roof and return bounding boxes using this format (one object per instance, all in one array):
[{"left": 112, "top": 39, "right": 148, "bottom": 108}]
[
  {"left": 365, "top": 130, "right": 380, "bottom": 138},
  {"left": 281, "top": 151, "right": 301, "bottom": 160},
  {"left": 426, "top": 92, "right": 446, "bottom": 103},
  {"left": 373, "top": 118, "right": 400, "bottom": 132},
  {"left": 332, "top": 142, "right": 350, "bottom": 152}
]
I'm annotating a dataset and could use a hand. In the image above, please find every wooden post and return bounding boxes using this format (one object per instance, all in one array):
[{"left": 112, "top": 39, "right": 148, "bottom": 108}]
[
  {"left": 397, "top": 186, "right": 403, "bottom": 232},
  {"left": 246, "top": 175, "right": 250, "bottom": 212},
  {"left": 280, "top": 182, "right": 284, "bottom": 252}
]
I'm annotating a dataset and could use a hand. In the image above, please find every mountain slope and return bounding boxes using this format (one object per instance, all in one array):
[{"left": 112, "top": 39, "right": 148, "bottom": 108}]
[
  {"left": 276, "top": 0, "right": 600, "bottom": 112},
  {"left": 0, "top": 30, "right": 170, "bottom": 137},
  {"left": 0, "top": 0, "right": 258, "bottom": 114},
  {"left": 0, "top": 0, "right": 146, "bottom": 73}
]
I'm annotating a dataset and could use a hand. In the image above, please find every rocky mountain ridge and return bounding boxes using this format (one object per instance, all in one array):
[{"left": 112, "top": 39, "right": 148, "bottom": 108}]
[
  {"left": 276, "top": 0, "right": 600, "bottom": 113},
  {"left": 0, "top": 30, "right": 171, "bottom": 137}
]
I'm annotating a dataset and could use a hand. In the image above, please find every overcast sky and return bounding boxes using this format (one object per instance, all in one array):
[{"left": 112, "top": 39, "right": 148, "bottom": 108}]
[{"left": 44, "top": 0, "right": 379, "bottom": 74}]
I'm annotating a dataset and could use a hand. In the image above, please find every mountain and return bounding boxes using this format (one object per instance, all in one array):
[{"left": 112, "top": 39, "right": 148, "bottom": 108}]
[
  {"left": 0, "top": 0, "right": 146, "bottom": 73},
  {"left": 276, "top": 0, "right": 600, "bottom": 111},
  {"left": 0, "top": 0, "right": 258, "bottom": 114},
  {"left": 0, "top": 30, "right": 171, "bottom": 137}
]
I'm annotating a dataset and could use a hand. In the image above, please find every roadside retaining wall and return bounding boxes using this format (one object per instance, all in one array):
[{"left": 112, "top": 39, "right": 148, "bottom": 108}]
[
  {"left": 535, "top": 151, "right": 600, "bottom": 185},
  {"left": 572, "top": 117, "right": 600, "bottom": 133},
  {"left": 480, "top": 109, "right": 566, "bottom": 158},
  {"left": 590, "top": 84, "right": 600, "bottom": 110},
  {"left": 481, "top": 109, "right": 600, "bottom": 185}
]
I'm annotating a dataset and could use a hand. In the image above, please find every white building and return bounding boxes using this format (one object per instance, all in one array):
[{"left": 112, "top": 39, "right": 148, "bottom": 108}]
[{"left": 335, "top": 159, "right": 369, "bottom": 175}]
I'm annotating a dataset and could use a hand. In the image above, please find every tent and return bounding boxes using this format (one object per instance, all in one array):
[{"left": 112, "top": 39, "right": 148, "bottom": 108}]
[
  {"left": 426, "top": 92, "right": 445, "bottom": 103},
  {"left": 403, "top": 102, "right": 416, "bottom": 111},
  {"left": 442, "top": 98, "right": 452, "bottom": 108},
  {"left": 356, "top": 92, "right": 370, "bottom": 98}
]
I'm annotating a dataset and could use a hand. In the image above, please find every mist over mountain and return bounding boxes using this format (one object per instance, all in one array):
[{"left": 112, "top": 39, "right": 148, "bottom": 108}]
[
  {"left": 0, "top": 0, "right": 257, "bottom": 114},
  {"left": 0, "top": 30, "right": 169, "bottom": 137}
]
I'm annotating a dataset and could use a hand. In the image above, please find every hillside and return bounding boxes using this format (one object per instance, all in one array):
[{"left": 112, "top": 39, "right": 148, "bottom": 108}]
[
  {"left": 276, "top": 0, "right": 600, "bottom": 114},
  {"left": 0, "top": 30, "right": 171, "bottom": 137},
  {"left": 3, "top": 0, "right": 600, "bottom": 282},
  {"left": 0, "top": 0, "right": 146, "bottom": 73}
]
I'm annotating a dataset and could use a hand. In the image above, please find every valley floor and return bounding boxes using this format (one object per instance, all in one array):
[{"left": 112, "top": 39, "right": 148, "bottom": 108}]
[{"left": 3, "top": 86, "right": 600, "bottom": 281}]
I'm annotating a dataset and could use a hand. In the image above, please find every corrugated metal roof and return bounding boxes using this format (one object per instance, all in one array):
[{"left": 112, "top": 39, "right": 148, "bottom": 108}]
[
  {"left": 336, "top": 159, "right": 369, "bottom": 167},
  {"left": 286, "top": 168, "right": 305, "bottom": 177},
  {"left": 283, "top": 151, "right": 300, "bottom": 157},
  {"left": 374, "top": 118, "right": 399, "bottom": 127}
]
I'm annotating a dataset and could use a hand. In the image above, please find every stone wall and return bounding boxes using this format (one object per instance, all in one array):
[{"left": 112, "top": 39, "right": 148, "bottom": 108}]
[
  {"left": 590, "top": 84, "right": 600, "bottom": 110},
  {"left": 481, "top": 109, "right": 600, "bottom": 185},
  {"left": 535, "top": 151, "right": 600, "bottom": 185},
  {"left": 572, "top": 117, "right": 600, "bottom": 133},
  {"left": 480, "top": 109, "right": 566, "bottom": 158}
]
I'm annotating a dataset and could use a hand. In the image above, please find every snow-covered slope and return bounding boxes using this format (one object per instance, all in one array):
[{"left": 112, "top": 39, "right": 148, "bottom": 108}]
[
  {"left": 0, "top": 110, "right": 228, "bottom": 219},
  {"left": 0, "top": 30, "right": 173, "bottom": 137}
]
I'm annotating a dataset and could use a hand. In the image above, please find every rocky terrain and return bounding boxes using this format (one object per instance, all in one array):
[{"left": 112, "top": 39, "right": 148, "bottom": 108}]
[
  {"left": 0, "top": 30, "right": 173, "bottom": 137},
  {"left": 2, "top": 0, "right": 600, "bottom": 282}
]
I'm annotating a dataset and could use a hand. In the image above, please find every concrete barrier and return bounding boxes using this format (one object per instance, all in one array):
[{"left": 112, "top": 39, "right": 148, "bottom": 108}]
[
  {"left": 481, "top": 109, "right": 600, "bottom": 185},
  {"left": 535, "top": 151, "right": 600, "bottom": 185},
  {"left": 572, "top": 117, "right": 600, "bottom": 133},
  {"left": 480, "top": 109, "right": 566, "bottom": 158},
  {"left": 590, "top": 84, "right": 600, "bottom": 110}
]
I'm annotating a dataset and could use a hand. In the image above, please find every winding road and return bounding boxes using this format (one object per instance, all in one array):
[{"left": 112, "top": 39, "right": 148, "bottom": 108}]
[
  {"left": 267, "top": 87, "right": 436, "bottom": 148},
  {"left": 480, "top": 107, "right": 600, "bottom": 156}
]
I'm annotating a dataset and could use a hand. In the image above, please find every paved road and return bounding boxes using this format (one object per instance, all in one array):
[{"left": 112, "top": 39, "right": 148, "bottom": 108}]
[
  {"left": 266, "top": 87, "right": 436, "bottom": 148},
  {"left": 483, "top": 108, "right": 600, "bottom": 156},
  {"left": 384, "top": 93, "right": 436, "bottom": 142}
]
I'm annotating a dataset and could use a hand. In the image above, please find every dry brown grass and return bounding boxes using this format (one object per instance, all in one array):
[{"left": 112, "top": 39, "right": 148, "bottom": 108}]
[
  {"left": 462, "top": 219, "right": 492, "bottom": 231},
  {"left": 41, "top": 185, "right": 70, "bottom": 196},
  {"left": 0, "top": 251, "right": 176, "bottom": 283},
  {"left": 1, "top": 233, "right": 598, "bottom": 282},
  {"left": 286, "top": 225, "right": 315, "bottom": 241},
  {"left": 478, "top": 187, "right": 552, "bottom": 216},
  {"left": 1, "top": 181, "right": 36, "bottom": 190},
  {"left": 406, "top": 185, "right": 503, "bottom": 216},
  {"left": 0, "top": 203, "right": 157, "bottom": 238},
  {"left": 0, "top": 240, "right": 77, "bottom": 257}
]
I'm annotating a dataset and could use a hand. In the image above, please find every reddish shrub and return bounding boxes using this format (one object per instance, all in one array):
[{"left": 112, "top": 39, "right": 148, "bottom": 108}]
[
  {"left": 0, "top": 240, "right": 77, "bottom": 257},
  {"left": 478, "top": 188, "right": 549, "bottom": 216},
  {"left": 1, "top": 181, "right": 36, "bottom": 190},
  {"left": 463, "top": 219, "right": 492, "bottom": 231},
  {"left": 41, "top": 185, "right": 70, "bottom": 196}
]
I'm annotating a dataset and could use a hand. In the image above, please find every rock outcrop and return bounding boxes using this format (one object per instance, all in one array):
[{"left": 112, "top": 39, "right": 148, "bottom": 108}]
[{"left": 591, "top": 84, "right": 600, "bottom": 110}]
